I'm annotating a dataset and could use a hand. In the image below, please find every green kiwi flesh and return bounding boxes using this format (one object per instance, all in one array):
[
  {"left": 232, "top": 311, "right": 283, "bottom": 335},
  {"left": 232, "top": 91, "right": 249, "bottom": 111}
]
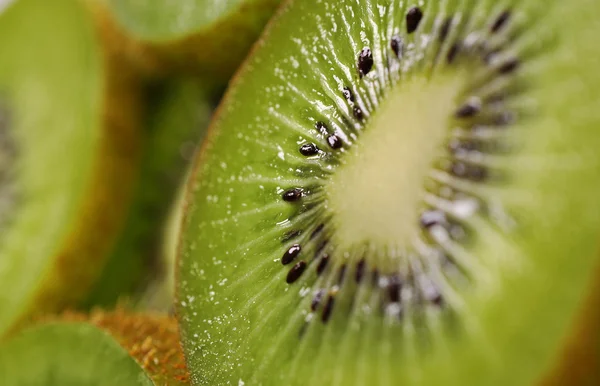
[
  {"left": 0, "top": 311, "right": 188, "bottom": 385},
  {"left": 177, "top": 0, "right": 600, "bottom": 384},
  {"left": 85, "top": 80, "right": 214, "bottom": 308},
  {"left": 93, "top": 0, "right": 282, "bottom": 80},
  {"left": 0, "top": 322, "right": 154, "bottom": 385},
  {"left": 0, "top": 0, "right": 141, "bottom": 335}
]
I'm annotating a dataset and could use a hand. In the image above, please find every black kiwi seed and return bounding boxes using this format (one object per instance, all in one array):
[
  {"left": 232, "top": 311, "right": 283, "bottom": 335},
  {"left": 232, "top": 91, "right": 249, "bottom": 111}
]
[
  {"left": 439, "top": 17, "right": 453, "bottom": 42},
  {"left": 447, "top": 43, "right": 460, "bottom": 63},
  {"left": 355, "top": 259, "right": 366, "bottom": 283},
  {"left": 321, "top": 294, "right": 335, "bottom": 323},
  {"left": 467, "top": 165, "right": 488, "bottom": 182},
  {"left": 342, "top": 87, "right": 355, "bottom": 102},
  {"left": 357, "top": 48, "right": 374, "bottom": 77},
  {"left": 455, "top": 98, "right": 482, "bottom": 118},
  {"left": 327, "top": 135, "right": 343, "bottom": 149},
  {"left": 314, "top": 239, "right": 329, "bottom": 256},
  {"left": 337, "top": 264, "right": 347, "bottom": 285},
  {"left": 310, "top": 223, "right": 325, "bottom": 239},
  {"left": 491, "top": 10, "right": 511, "bottom": 33},
  {"left": 353, "top": 106, "right": 364, "bottom": 121},
  {"left": 450, "top": 162, "right": 488, "bottom": 182},
  {"left": 286, "top": 261, "right": 307, "bottom": 284},
  {"left": 316, "top": 254, "right": 329, "bottom": 275},
  {"left": 405, "top": 6, "right": 423, "bottom": 34},
  {"left": 390, "top": 35, "right": 404, "bottom": 57},
  {"left": 282, "top": 188, "right": 304, "bottom": 202},
  {"left": 498, "top": 58, "right": 520, "bottom": 74},
  {"left": 315, "top": 121, "right": 329, "bottom": 135},
  {"left": 387, "top": 275, "right": 402, "bottom": 303},
  {"left": 299, "top": 143, "right": 320, "bottom": 156},
  {"left": 282, "top": 244, "right": 302, "bottom": 265}
]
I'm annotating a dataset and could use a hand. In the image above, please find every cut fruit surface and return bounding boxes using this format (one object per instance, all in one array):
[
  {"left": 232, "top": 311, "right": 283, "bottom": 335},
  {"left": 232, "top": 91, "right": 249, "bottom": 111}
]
[
  {"left": 0, "top": 0, "right": 142, "bottom": 335},
  {"left": 0, "top": 322, "right": 154, "bottom": 386},
  {"left": 0, "top": 311, "right": 188, "bottom": 385},
  {"left": 90, "top": 0, "right": 282, "bottom": 80},
  {"left": 177, "top": 0, "right": 600, "bottom": 385}
]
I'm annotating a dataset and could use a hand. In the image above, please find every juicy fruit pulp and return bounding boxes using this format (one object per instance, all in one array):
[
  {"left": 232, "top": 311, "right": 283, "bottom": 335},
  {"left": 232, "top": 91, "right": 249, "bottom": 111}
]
[
  {"left": 177, "top": 0, "right": 600, "bottom": 385},
  {"left": 0, "top": 322, "right": 154, "bottom": 386},
  {"left": 0, "top": 311, "right": 188, "bottom": 385},
  {"left": 0, "top": 0, "right": 141, "bottom": 335},
  {"left": 93, "top": 0, "right": 282, "bottom": 80}
]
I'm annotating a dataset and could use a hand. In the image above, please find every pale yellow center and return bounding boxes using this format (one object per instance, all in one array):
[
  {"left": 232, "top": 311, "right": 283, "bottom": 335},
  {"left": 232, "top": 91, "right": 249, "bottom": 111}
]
[{"left": 327, "top": 77, "right": 461, "bottom": 250}]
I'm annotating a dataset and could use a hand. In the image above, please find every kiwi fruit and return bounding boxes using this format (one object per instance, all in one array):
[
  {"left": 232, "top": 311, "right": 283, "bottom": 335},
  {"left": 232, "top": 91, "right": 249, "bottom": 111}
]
[
  {"left": 0, "top": 0, "right": 142, "bottom": 336},
  {"left": 176, "top": 0, "right": 600, "bottom": 384},
  {"left": 0, "top": 310, "right": 188, "bottom": 385},
  {"left": 89, "top": 0, "right": 282, "bottom": 81},
  {"left": 84, "top": 79, "right": 215, "bottom": 308}
]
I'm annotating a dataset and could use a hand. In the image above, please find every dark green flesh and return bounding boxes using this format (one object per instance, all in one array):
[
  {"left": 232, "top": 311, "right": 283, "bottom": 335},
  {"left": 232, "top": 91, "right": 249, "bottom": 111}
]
[
  {"left": 178, "top": 0, "right": 600, "bottom": 385},
  {"left": 0, "top": 322, "right": 153, "bottom": 386},
  {"left": 85, "top": 80, "right": 214, "bottom": 307}
]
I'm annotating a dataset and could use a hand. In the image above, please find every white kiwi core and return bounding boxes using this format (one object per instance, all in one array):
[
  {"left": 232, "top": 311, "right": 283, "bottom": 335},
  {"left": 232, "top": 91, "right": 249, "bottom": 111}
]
[{"left": 327, "top": 77, "right": 461, "bottom": 251}]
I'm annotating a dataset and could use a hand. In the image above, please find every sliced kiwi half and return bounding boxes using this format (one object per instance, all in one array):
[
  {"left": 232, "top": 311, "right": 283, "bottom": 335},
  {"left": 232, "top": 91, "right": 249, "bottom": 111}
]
[
  {"left": 89, "top": 0, "right": 282, "bottom": 81},
  {"left": 177, "top": 0, "right": 600, "bottom": 384},
  {"left": 0, "top": 310, "right": 188, "bottom": 385},
  {"left": 84, "top": 79, "right": 215, "bottom": 308},
  {"left": 0, "top": 0, "right": 142, "bottom": 335}
]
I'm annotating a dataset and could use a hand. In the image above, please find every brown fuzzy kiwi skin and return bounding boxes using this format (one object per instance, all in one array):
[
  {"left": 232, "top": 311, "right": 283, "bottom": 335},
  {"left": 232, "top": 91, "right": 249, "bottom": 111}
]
[
  {"left": 7, "top": 6, "right": 144, "bottom": 336},
  {"left": 174, "top": 0, "right": 600, "bottom": 383},
  {"left": 54, "top": 309, "right": 189, "bottom": 385},
  {"left": 86, "top": 0, "right": 281, "bottom": 82}
]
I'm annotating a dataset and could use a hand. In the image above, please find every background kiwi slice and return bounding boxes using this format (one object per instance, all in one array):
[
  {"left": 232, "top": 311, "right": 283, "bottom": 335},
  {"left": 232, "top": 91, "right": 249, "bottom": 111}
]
[
  {"left": 90, "top": 0, "right": 282, "bottom": 80},
  {"left": 84, "top": 79, "right": 215, "bottom": 308},
  {"left": 0, "top": 310, "right": 187, "bottom": 385},
  {"left": 177, "top": 0, "right": 600, "bottom": 384},
  {"left": 0, "top": 0, "right": 142, "bottom": 335}
]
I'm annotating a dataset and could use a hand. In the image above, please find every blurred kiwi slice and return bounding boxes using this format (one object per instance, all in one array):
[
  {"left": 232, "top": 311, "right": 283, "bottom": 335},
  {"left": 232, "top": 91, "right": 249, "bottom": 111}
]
[
  {"left": 0, "top": 310, "right": 188, "bottom": 385},
  {"left": 0, "top": 0, "right": 142, "bottom": 335},
  {"left": 85, "top": 80, "right": 214, "bottom": 308},
  {"left": 177, "top": 0, "right": 600, "bottom": 384},
  {"left": 90, "top": 0, "right": 282, "bottom": 80}
]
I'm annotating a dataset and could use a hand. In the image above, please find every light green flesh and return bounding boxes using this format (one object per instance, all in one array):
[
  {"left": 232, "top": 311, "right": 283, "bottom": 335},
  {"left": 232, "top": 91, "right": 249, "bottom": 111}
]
[
  {"left": 103, "top": 0, "right": 279, "bottom": 41},
  {"left": 0, "top": 322, "right": 153, "bottom": 385},
  {"left": 85, "top": 80, "right": 213, "bottom": 307},
  {"left": 178, "top": 0, "right": 600, "bottom": 385},
  {"left": 0, "top": 0, "right": 100, "bottom": 334}
]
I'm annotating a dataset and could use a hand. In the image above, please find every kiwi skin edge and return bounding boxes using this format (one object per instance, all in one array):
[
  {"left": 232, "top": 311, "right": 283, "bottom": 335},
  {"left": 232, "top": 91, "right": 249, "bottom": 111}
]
[
  {"left": 55, "top": 309, "right": 190, "bottom": 385},
  {"left": 86, "top": 0, "right": 281, "bottom": 82},
  {"left": 540, "top": 255, "right": 600, "bottom": 386},
  {"left": 7, "top": 2, "right": 144, "bottom": 336}
]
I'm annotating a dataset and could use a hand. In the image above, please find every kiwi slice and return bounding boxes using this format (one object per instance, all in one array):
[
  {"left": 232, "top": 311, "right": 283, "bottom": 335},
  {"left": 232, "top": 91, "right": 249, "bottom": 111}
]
[
  {"left": 177, "top": 0, "right": 600, "bottom": 384},
  {"left": 85, "top": 80, "right": 214, "bottom": 307},
  {"left": 0, "top": 0, "right": 142, "bottom": 335},
  {"left": 90, "top": 0, "right": 282, "bottom": 80},
  {"left": 0, "top": 310, "right": 188, "bottom": 385}
]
